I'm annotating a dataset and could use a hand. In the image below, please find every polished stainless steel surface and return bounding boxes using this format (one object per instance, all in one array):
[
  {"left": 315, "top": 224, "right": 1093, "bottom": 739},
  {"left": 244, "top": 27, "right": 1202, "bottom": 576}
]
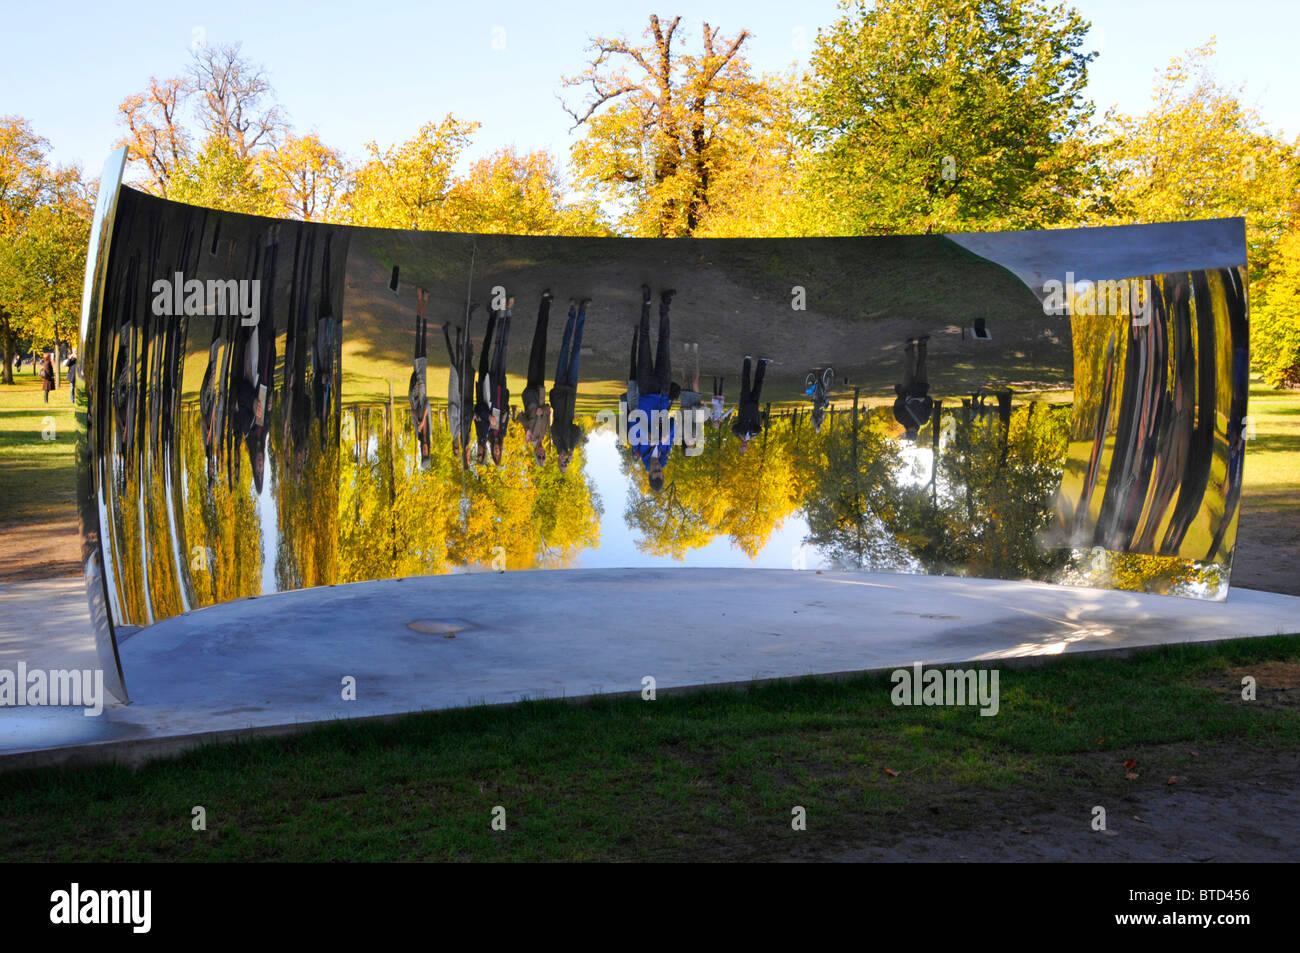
[{"left": 79, "top": 180, "right": 1250, "bottom": 701}]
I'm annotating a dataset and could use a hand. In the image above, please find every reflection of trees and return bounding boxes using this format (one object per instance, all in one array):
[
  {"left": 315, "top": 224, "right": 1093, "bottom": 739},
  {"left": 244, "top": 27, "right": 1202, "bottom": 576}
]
[
  {"left": 338, "top": 406, "right": 601, "bottom": 581},
  {"left": 801, "top": 407, "right": 912, "bottom": 570},
  {"left": 1059, "top": 550, "right": 1227, "bottom": 598},
  {"left": 894, "top": 402, "right": 1071, "bottom": 579},
  {"left": 269, "top": 396, "right": 338, "bottom": 592},
  {"left": 800, "top": 402, "right": 1073, "bottom": 579},
  {"left": 177, "top": 404, "right": 264, "bottom": 607},
  {"left": 620, "top": 421, "right": 802, "bottom": 559}
]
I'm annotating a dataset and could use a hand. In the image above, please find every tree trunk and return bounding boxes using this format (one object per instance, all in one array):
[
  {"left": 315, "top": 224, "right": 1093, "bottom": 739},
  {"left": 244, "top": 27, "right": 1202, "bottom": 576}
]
[{"left": 1, "top": 329, "right": 13, "bottom": 386}]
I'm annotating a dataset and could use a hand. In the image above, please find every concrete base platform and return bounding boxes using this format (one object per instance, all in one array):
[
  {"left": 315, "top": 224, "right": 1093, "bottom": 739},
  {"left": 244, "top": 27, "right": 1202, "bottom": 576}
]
[{"left": 4, "top": 569, "right": 1300, "bottom": 769}]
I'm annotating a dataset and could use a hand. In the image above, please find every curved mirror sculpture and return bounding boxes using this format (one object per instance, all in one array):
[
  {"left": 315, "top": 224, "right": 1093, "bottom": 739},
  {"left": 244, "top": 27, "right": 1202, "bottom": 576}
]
[{"left": 79, "top": 150, "right": 1250, "bottom": 702}]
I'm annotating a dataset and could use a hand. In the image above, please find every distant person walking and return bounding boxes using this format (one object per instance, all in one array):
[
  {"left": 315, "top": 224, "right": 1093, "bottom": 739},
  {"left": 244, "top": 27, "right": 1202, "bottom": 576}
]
[
  {"left": 549, "top": 296, "right": 590, "bottom": 474},
  {"left": 40, "top": 354, "right": 55, "bottom": 403},
  {"left": 65, "top": 349, "right": 78, "bottom": 402}
]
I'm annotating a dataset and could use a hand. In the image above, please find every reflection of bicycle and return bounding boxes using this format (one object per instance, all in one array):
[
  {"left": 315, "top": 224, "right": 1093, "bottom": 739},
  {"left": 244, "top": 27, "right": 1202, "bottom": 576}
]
[
  {"left": 805, "top": 366, "right": 834, "bottom": 429},
  {"left": 804, "top": 365, "right": 834, "bottom": 402}
]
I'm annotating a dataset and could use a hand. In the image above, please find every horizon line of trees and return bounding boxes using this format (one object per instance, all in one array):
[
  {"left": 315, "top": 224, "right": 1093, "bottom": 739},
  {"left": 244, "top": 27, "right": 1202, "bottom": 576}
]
[{"left": 3, "top": 0, "right": 1298, "bottom": 386}]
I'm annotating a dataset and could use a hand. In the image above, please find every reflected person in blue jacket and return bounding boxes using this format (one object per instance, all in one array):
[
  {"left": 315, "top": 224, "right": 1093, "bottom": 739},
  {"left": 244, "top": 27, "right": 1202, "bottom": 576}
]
[{"left": 629, "top": 283, "right": 678, "bottom": 493}]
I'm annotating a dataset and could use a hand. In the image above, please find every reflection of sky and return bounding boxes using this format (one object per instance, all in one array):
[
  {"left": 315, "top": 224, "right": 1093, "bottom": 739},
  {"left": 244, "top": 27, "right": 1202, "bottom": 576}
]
[
  {"left": 895, "top": 441, "right": 933, "bottom": 489},
  {"left": 576, "top": 428, "right": 829, "bottom": 570},
  {"left": 257, "top": 444, "right": 279, "bottom": 596}
]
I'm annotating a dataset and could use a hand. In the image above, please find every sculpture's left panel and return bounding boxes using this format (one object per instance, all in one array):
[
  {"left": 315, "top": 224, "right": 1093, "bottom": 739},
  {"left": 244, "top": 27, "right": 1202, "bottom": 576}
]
[{"left": 78, "top": 169, "right": 351, "bottom": 702}]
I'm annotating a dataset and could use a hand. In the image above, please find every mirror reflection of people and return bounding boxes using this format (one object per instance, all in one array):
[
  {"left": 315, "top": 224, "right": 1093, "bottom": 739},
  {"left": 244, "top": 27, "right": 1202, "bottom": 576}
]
[
  {"left": 311, "top": 234, "right": 338, "bottom": 446},
  {"left": 235, "top": 244, "right": 276, "bottom": 495},
  {"left": 679, "top": 341, "right": 703, "bottom": 454},
  {"left": 708, "top": 376, "right": 729, "bottom": 428},
  {"left": 731, "top": 355, "right": 770, "bottom": 452},
  {"left": 445, "top": 299, "right": 477, "bottom": 470},
  {"left": 804, "top": 365, "right": 833, "bottom": 433},
  {"left": 630, "top": 284, "right": 677, "bottom": 493},
  {"left": 549, "top": 296, "right": 589, "bottom": 475},
  {"left": 409, "top": 288, "right": 432, "bottom": 469},
  {"left": 473, "top": 307, "right": 496, "bottom": 465},
  {"left": 520, "top": 290, "right": 553, "bottom": 466},
  {"left": 485, "top": 295, "right": 514, "bottom": 466},
  {"left": 892, "top": 334, "right": 933, "bottom": 441}
]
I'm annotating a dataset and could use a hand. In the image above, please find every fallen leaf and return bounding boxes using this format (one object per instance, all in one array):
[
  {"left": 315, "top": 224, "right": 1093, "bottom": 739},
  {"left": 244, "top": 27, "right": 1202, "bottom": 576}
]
[
  {"left": 1167, "top": 776, "right": 1179, "bottom": 785},
  {"left": 883, "top": 768, "right": 899, "bottom": 777},
  {"left": 1188, "top": 750, "right": 1199, "bottom": 758},
  {"left": 1124, "top": 759, "right": 1137, "bottom": 770},
  {"left": 1125, "top": 772, "right": 1140, "bottom": 780},
  {"left": 1096, "top": 737, "right": 1106, "bottom": 746}
]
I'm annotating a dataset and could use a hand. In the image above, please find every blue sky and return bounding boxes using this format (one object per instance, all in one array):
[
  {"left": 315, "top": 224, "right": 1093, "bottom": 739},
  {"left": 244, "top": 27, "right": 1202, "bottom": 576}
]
[{"left": 3, "top": 0, "right": 1298, "bottom": 178}]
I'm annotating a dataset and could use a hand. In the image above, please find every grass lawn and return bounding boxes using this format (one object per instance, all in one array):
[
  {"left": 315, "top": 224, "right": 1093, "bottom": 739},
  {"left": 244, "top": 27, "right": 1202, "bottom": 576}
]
[
  {"left": 0, "top": 376, "right": 77, "bottom": 527},
  {"left": 1244, "top": 380, "right": 1300, "bottom": 505},
  {"left": 1, "top": 636, "right": 1298, "bottom": 861}
]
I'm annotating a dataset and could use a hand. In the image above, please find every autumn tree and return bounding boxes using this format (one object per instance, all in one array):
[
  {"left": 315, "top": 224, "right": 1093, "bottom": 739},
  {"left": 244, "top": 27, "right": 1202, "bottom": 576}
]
[
  {"left": 116, "top": 76, "right": 191, "bottom": 197},
  {"left": 1254, "top": 230, "right": 1300, "bottom": 386},
  {"left": 444, "top": 147, "right": 608, "bottom": 236},
  {"left": 169, "top": 135, "right": 276, "bottom": 215},
  {"left": 0, "top": 116, "right": 52, "bottom": 382},
  {"left": 691, "top": 73, "right": 812, "bottom": 238},
  {"left": 343, "top": 116, "right": 479, "bottom": 230},
  {"left": 189, "top": 41, "right": 285, "bottom": 159},
  {"left": 260, "top": 133, "right": 348, "bottom": 222},
  {"left": 117, "top": 42, "right": 312, "bottom": 217},
  {"left": 0, "top": 117, "right": 88, "bottom": 382},
  {"left": 1102, "top": 42, "right": 1296, "bottom": 282},
  {"left": 562, "top": 15, "right": 774, "bottom": 237},
  {"left": 801, "top": 0, "right": 1099, "bottom": 235}
]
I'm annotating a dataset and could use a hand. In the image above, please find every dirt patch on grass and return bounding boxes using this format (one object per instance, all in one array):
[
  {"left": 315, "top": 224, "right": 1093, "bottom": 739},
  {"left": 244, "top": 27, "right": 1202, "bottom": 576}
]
[
  {"left": 767, "top": 743, "right": 1300, "bottom": 862},
  {"left": 1203, "top": 662, "right": 1300, "bottom": 710}
]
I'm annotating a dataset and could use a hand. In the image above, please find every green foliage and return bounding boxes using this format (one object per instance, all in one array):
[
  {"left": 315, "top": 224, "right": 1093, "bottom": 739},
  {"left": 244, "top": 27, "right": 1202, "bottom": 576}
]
[
  {"left": 343, "top": 116, "right": 479, "bottom": 230},
  {"left": 1101, "top": 41, "right": 1297, "bottom": 284},
  {"left": 443, "top": 147, "right": 610, "bottom": 237},
  {"left": 1254, "top": 230, "right": 1300, "bottom": 387},
  {"left": 0, "top": 117, "right": 89, "bottom": 380},
  {"left": 801, "top": 0, "right": 1099, "bottom": 235},
  {"left": 169, "top": 136, "right": 276, "bottom": 215},
  {"left": 563, "top": 16, "right": 780, "bottom": 237}
]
